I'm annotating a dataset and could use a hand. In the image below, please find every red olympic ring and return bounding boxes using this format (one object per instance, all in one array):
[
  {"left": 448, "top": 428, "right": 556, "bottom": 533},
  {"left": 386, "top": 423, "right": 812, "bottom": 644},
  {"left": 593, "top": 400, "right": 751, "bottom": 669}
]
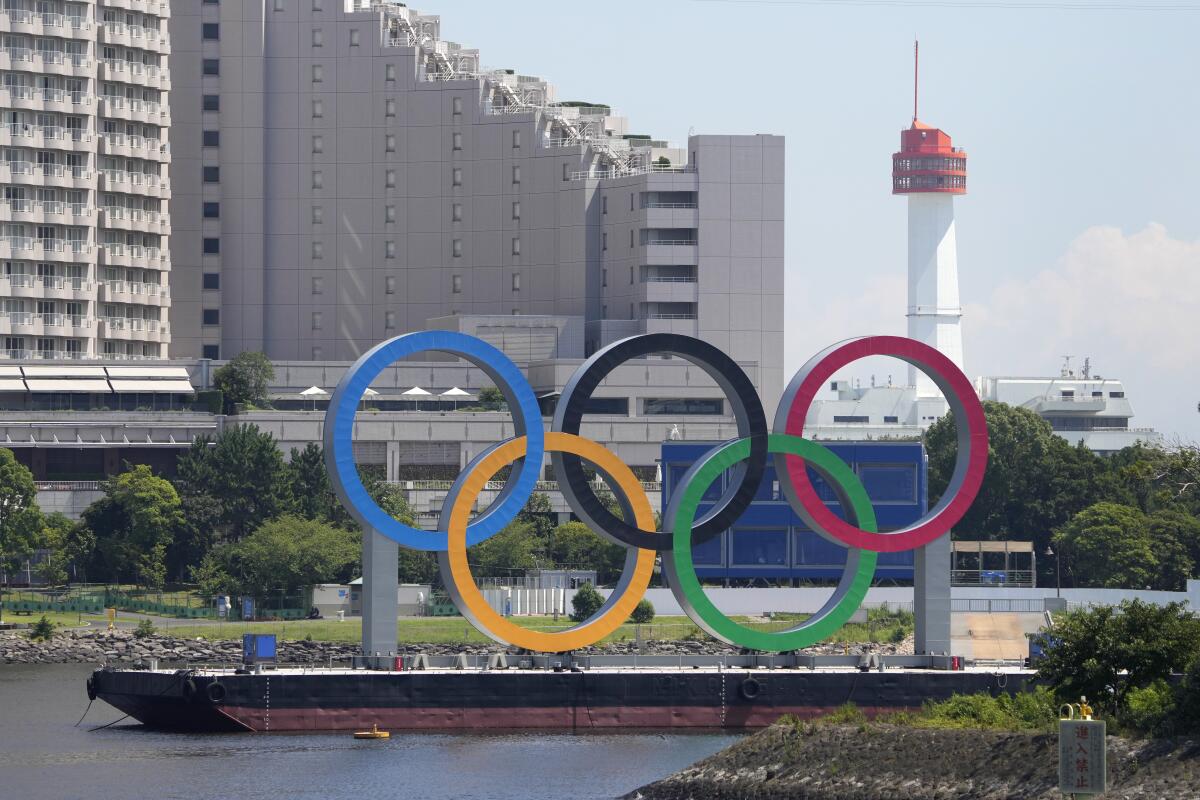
[{"left": 777, "top": 336, "right": 988, "bottom": 553}]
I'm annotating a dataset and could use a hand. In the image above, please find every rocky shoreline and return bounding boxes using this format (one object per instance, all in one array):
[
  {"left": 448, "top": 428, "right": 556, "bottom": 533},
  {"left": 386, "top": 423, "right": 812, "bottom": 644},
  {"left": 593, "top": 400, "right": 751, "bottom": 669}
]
[
  {"left": 626, "top": 721, "right": 1200, "bottom": 800},
  {"left": 0, "top": 628, "right": 914, "bottom": 665}
]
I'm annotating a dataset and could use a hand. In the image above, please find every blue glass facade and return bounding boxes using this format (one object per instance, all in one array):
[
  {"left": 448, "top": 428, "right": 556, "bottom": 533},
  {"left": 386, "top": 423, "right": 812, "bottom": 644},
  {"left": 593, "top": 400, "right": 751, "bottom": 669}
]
[{"left": 661, "top": 441, "right": 927, "bottom": 581}]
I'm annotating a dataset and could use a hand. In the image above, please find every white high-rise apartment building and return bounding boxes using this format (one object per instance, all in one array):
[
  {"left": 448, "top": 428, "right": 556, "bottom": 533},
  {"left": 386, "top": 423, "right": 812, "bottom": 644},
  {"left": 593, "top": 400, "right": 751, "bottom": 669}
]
[
  {"left": 0, "top": 0, "right": 172, "bottom": 360},
  {"left": 168, "top": 0, "right": 784, "bottom": 410}
]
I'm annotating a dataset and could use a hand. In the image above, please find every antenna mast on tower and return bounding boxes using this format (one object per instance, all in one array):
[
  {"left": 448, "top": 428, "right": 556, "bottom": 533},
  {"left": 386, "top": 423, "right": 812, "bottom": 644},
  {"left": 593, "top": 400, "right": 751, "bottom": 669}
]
[{"left": 913, "top": 39, "right": 919, "bottom": 124}]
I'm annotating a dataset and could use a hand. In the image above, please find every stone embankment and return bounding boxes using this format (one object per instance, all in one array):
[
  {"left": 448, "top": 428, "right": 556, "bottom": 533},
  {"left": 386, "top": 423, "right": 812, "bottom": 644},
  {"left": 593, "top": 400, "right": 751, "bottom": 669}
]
[
  {"left": 627, "top": 721, "right": 1200, "bottom": 800},
  {"left": 0, "top": 628, "right": 913, "bottom": 665}
]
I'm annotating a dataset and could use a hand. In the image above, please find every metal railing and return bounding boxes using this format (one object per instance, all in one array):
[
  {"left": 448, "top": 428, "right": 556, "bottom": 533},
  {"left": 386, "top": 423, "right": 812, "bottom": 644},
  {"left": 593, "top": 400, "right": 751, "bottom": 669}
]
[
  {"left": 643, "top": 202, "right": 698, "bottom": 209},
  {"left": 570, "top": 163, "right": 696, "bottom": 181},
  {"left": 396, "top": 478, "right": 662, "bottom": 493},
  {"left": 645, "top": 313, "right": 697, "bottom": 320},
  {"left": 3, "top": 122, "right": 92, "bottom": 142},
  {"left": 36, "top": 480, "right": 103, "bottom": 491},
  {"left": 642, "top": 275, "right": 697, "bottom": 283}
]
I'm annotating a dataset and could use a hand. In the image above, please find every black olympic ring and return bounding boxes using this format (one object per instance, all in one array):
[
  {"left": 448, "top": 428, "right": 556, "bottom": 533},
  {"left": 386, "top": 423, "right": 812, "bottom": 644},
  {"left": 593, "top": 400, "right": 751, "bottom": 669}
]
[{"left": 551, "top": 333, "right": 768, "bottom": 550}]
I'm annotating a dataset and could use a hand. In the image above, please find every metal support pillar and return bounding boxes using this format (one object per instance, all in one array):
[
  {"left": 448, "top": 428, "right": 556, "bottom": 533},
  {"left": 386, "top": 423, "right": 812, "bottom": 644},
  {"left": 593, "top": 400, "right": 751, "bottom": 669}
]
[
  {"left": 914, "top": 531, "right": 952, "bottom": 654},
  {"left": 362, "top": 526, "right": 398, "bottom": 663}
]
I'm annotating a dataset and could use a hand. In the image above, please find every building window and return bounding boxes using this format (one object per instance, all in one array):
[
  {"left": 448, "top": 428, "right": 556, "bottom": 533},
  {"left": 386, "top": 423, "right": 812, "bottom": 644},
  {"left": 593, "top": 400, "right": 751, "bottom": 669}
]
[
  {"left": 312, "top": 276, "right": 323, "bottom": 294},
  {"left": 512, "top": 165, "right": 521, "bottom": 184},
  {"left": 452, "top": 203, "right": 463, "bottom": 222},
  {"left": 312, "top": 241, "right": 323, "bottom": 258},
  {"left": 602, "top": 232, "right": 607, "bottom": 251},
  {"left": 312, "top": 206, "right": 324, "bottom": 224},
  {"left": 203, "top": 202, "right": 220, "bottom": 218},
  {"left": 385, "top": 170, "right": 396, "bottom": 188},
  {"left": 385, "top": 311, "right": 395, "bottom": 329},
  {"left": 385, "top": 99, "right": 396, "bottom": 117},
  {"left": 202, "top": 59, "right": 220, "bottom": 76},
  {"left": 203, "top": 130, "right": 220, "bottom": 148},
  {"left": 385, "top": 64, "right": 396, "bottom": 82},
  {"left": 312, "top": 29, "right": 323, "bottom": 47},
  {"left": 385, "top": 205, "right": 396, "bottom": 223},
  {"left": 602, "top": 195, "right": 608, "bottom": 215},
  {"left": 312, "top": 312, "right": 322, "bottom": 330},
  {"left": 312, "top": 64, "right": 324, "bottom": 82},
  {"left": 312, "top": 170, "right": 323, "bottom": 189},
  {"left": 512, "top": 130, "right": 521, "bottom": 149},
  {"left": 385, "top": 134, "right": 396, "bottom": 152},
  {"left": 629, "top": 265, "right": 634, "bottom": 283},
  {"left": 202, "top": 95, "right": 220, "bottom": 112},
  {"left": 452, "top": 168, "right": 463, "bottom": 186},
  {"left": 452, "top": 132, "right": 463, "bottom": 151},
  {"left": 832, "top": 415, "right": 870, "bottom": 424},
  {"left": 349, "top": 29, "right": 360, "bottom": 47},
  {"left": 385, "top": 241, "right": 396, "bottom": 259},
  {"left": 312, "top": 135, "right": 323, "bottom": 153},
  {"left": 630, "top": 192, "right": 635, "bottom": 211},
  {"left": 562, "top": 163, "right": 569, "bottom": 181},
  {"left": 453, "top": 97, "right": 463, "bottom": 115},
  {"left": 512, "top": 273, "right": 521, "bottom": 291},
  {"left": 203, "top": 166, "right": 220, "bottom": 182},
  {"left": 312, "top": 99, "right": 324, "bottom": 118},
  {"left": 385, "top": 276, "right": 396, "bottom": 294},
  {"left": 644, "top": 398, "right": 725, "bottom": 416},
  {"left": 1110, "top": 391, "right": 1125, "bottom": 398},
  {"left": 202, "top": 309, "right": 220, "bottom": 325},
  {"left": 202, "top": 345, "right": 220, "bottom": 359},
  {"left": 512, "top": 201, "right": 521, "bottom": 220},
  {"left": 602, "top": 268, "right": 607, "bottom": 287},
  {"left": 202, "top": 23, "right": 220, "bottom": 40},
  {"left": 511, "top": 238, "right": 521, "bottom": 256},
  {"left": 312, "top": 0, "right": 323, "bottom": 9},
  {"left": 273, "top": 0, "right": 283, "bottom": 9},
  {"left": 202, "top": 238, "right": 220, "bottom": 255},
  {"left": 452, "top": 274, "right": 462, "bottom": 293},
  {"left": 883, "top": 415, "right": 900, "bottom": 423},
  {"left": 202, "top": 273, "right": 220, "bottom": 290},
  {"left": 452, "top": 240, "right": 462, "bottom": 258},
  {"left": 311, "top": 346, "right": 322, "bottom": 359}
]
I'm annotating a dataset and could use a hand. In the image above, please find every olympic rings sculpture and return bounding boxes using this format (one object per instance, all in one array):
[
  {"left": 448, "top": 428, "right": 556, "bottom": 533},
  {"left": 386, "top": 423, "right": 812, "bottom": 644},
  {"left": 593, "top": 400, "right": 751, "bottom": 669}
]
[{"left": 325, "top": 331, "right": 988, "bottom": 653}]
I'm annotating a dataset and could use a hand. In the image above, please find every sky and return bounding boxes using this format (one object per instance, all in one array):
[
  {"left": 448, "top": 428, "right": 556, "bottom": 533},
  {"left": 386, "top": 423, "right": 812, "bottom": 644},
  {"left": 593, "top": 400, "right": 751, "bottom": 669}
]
[{"left": 428, "top": 0, "right": 1200, "bottom": 440}]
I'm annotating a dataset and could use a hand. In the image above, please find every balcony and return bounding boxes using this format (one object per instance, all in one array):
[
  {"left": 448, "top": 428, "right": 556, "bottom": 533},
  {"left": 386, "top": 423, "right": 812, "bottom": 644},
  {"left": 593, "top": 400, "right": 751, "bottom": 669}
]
[
  {"left": 99, "top": 316, "right": 170, "bottom": 343},
  {"left": 100, "top": 132, "right": 171, "bottom": 162},
  {"left": 0, "top": 8, "right": 91, "bottom": 37},
  {"left": 100, "top": 169, "right": 171, "bottom": 200},
  {"left": 0, "top": 199, "right": 93, "bottom": 225},
  {"left": 0, "top": 47, "right": 91, "bottom": 77},
  {"left": 101, "top": 279, "right": 170, "bottom": 306},
  {"left": 0, "top": 85, "right": 91, "bottom": 114},
  {"left": 0, "top": 123, "right": 93, "bottom": 153},
  {"left": 101, "top": 243, "right": 168, "bottom": 270},
  {"left": 100, "top": 205, "right": 169, "bottom": 234}
]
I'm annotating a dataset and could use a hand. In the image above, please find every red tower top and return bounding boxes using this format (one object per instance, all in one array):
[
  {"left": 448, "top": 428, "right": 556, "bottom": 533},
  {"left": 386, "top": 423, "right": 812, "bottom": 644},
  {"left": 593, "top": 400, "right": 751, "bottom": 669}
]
[{"left": 892, "top": 42, "right": 967, "bottom": 195}]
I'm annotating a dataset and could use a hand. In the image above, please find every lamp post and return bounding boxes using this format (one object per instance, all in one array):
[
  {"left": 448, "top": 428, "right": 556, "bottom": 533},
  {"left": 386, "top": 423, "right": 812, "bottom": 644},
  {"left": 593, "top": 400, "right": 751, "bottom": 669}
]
[{"left": 1044, "top": 546, "right": 1061, "bottom": 599}]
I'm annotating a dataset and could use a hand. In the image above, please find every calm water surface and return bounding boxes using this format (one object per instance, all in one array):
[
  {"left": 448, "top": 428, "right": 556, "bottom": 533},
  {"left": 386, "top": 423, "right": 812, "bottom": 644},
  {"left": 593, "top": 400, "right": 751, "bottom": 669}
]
[{"left": 1, "top": 664, "right": 741, "bottom": 800}]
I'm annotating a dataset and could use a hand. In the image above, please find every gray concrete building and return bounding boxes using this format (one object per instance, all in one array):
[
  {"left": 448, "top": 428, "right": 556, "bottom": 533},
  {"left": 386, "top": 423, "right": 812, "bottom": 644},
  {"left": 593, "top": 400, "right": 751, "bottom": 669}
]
[
  {"left": 0, "top": 0, "right": 173, "bottom": 361},
  {"left": 166, "top": 0, "right": 784, "bottom": 414}
]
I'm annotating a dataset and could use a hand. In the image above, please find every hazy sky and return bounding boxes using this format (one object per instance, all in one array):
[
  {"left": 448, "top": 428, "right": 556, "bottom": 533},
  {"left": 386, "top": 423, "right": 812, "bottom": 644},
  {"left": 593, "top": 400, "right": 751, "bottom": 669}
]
[{"left": 430, "top": 0, "right": 1200, "bottom": 440}]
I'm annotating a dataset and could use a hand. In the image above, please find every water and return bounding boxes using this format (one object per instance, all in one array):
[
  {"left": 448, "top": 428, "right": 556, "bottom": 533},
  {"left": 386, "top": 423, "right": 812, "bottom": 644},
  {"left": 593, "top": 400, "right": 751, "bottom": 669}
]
[{"left": 0, "top": 664, "right": 741, "bottom": 800}]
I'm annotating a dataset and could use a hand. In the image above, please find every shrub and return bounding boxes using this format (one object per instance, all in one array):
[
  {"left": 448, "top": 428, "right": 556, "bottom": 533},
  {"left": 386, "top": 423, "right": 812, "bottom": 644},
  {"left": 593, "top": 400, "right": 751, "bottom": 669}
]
[
  {"left": 570, "top": 583, "right": 603, "bottom": 622},
  {"left": 819, "top": 702, "right": 867, "bottom": 726},
  {"left": 1121, "top": 681, "right": 1176, "bottom": 737},
  {"left": 897, "top": 689, "right": 1058, "bottom": 731},
  {"left": 630, "top": 599, "right": 655, "bottom": 624},
  {"left": 29, "top": 615, "right": 55, "bottom": 641},
  {"left": 134, "top": 619, "right": 156, "bottom": 639}
]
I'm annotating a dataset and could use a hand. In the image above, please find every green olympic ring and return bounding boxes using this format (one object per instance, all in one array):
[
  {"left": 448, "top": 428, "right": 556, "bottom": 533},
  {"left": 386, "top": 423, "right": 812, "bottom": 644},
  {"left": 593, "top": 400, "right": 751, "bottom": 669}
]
[{"left": 663, "top": 433, "right": 878, "bottom": 652}]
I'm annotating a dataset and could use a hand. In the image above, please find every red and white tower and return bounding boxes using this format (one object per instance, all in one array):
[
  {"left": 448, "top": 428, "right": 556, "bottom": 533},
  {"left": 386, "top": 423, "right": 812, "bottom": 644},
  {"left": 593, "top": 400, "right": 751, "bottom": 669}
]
[{"left": 893, "top": 42, "right": 966, "bottom": 408}]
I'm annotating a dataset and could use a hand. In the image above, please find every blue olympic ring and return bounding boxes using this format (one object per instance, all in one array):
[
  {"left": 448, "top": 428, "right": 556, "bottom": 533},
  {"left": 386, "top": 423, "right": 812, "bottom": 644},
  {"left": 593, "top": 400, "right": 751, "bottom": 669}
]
[{"left": 323, "top": 331, "right": 544, "bottom": 550}]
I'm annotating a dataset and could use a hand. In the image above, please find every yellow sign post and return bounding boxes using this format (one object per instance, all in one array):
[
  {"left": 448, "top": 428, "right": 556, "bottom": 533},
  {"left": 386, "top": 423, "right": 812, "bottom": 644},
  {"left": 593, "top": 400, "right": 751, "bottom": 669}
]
[{"left": 106, "top": 607, "right": 116, "bottom": 630}]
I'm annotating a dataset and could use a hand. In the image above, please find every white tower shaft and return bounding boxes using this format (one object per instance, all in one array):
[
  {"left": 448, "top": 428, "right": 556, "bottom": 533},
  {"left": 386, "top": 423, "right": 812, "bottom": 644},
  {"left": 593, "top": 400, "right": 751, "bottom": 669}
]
[{"left": 906, "top": 193, "right": 963, "bottom": 398}]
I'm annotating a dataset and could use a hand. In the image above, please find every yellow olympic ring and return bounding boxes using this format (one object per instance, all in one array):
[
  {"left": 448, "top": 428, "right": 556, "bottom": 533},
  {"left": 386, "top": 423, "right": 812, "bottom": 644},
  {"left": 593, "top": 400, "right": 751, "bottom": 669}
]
[{"left": 442, "top": 432, "right": 658, "bottom": 652}]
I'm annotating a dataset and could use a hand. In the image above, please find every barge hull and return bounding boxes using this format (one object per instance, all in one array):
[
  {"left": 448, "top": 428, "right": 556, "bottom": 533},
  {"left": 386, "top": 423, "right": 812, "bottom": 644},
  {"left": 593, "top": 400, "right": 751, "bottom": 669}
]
[{"left": 91, "top": 667, "right": 1034, "bottom": 733}]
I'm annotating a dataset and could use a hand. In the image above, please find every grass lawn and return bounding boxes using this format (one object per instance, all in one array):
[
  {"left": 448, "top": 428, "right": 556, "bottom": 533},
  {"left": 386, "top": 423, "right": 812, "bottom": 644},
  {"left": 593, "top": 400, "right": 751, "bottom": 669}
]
[
  {"left": 1, "top": 610, "right": 110, "bottom": 630},
  {"left": 155, "top": 610, "right": 914, "bottom": 646}
]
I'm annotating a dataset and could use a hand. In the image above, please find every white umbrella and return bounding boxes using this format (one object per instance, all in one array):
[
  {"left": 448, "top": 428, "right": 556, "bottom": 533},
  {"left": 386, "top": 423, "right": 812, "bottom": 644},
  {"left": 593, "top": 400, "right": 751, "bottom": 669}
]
[
  {"left": 363, "top": 388, "right": 380, "bottom": 396},
  {"left": 300, "top": 385, "right": 328, "bottom": 410},
  {"left": 441, "top": 387, "right": 471, "bottom": 396},
  {"left": 402, "top": 386, "right": 431, "bottom": 396}
]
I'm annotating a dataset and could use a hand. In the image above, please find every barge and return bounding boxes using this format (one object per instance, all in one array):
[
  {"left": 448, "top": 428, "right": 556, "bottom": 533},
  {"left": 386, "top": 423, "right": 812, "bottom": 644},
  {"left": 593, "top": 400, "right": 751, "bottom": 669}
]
[{"left": 89, "top": 655, "right": 1034, "bottom": 732}]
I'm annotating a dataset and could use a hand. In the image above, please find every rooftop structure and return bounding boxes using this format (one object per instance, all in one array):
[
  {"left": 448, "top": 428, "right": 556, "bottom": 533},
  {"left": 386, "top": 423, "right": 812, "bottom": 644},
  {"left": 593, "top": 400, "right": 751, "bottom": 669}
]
[{"left": 0, "top": 0, "right": 173, "bottom": 361}]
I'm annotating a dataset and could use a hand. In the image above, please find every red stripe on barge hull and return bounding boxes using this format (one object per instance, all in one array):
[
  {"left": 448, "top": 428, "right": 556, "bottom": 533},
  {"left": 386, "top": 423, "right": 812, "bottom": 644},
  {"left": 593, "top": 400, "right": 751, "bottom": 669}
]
[{"left": 219, "top": 704, "right": 908, "bottom": 732}]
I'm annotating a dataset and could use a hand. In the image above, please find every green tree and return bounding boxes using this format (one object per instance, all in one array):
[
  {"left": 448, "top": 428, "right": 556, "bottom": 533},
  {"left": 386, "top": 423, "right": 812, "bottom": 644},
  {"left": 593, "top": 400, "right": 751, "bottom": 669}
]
[
  {"left": 478, "top": 386, "right": 505, "bottom": 411},
  {"left": 550, "top": 521, "right": 625, "bottom": 585},
  {"left": 1148, "top": 509, "right": 1200, "bottom": 579},
  {"left": 630, "top": 598, "right": 655, "bottom": 624},
  {"left": 35, "top": 512, "right": 91, "bottom": 586},
  {"left": 0, "top": 447, "right": 43, "bottom": 577},
  {"left": 174, "top": 424, "right": 293, "bottom": 543},
  {"left": 926, "top": 403, "right": 1123, "bottom": 579},
  {"left": 1051, "top": 503, "right": 1190, "bottom": 592},
  {"left": 518, "top": 492, "right": 555, "bottom": 542},
  {"left": 467, "top": 521, "right": 540, "bottom": 577},
  {"left": 1035, "top": 600, "right": 1200, "bottom": 712},
  {"left": 198, "top": 515, "right": 359, "bottom": 596},
  {"left": 288, "top": 442, "right": 338, "bottom": 522},
  {"left": 212, "top": 351, "right": 275, "bottom": 413},
  {"left": 83, "top": 466, "right": 184, "bottom": 588},
  {"left": 570, "top": 582, "right": 604, "bottom": 622}
]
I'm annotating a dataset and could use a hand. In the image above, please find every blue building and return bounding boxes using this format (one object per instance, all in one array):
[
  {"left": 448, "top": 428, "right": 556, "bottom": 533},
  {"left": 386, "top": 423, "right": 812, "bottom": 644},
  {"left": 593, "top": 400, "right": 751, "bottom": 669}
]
[{"left": 660, "top": 441, "right": 927, "bottom": 584}]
